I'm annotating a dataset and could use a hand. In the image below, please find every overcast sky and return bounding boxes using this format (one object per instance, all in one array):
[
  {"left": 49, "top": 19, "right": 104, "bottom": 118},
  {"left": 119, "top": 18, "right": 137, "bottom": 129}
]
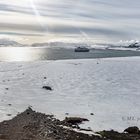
[{"left": 0, "top": 0, "right": 140, "bottom": 43}]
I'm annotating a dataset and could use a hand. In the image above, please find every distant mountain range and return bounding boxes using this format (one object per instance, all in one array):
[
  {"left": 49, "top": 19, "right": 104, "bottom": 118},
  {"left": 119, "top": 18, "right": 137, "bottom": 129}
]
[
  {"left": 0, "top": 39, "right": 88, "bottom": 48},
  {"left": 32, "top": 42, "right": 90, "bottom": 48},
  {"left": 1, "top": 38, "right": 140, "bottom": 50},
  {"left": 0, "top": 38, "right": 24, "bottom": 47}
]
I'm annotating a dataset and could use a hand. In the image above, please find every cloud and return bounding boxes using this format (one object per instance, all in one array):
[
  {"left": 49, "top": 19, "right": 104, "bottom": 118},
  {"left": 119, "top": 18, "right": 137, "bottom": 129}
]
[
  {"left": 0, "top": 0, "right": 140, "bottom": 43},
  {"left": 0, "top": 32, "right": 43, "bottom": 36},
  {"left": 0, "top": 23, "right": 44, "bottom": 32},
  {"left": 0, "top": 3, "right": 34, "bottom": 15}
]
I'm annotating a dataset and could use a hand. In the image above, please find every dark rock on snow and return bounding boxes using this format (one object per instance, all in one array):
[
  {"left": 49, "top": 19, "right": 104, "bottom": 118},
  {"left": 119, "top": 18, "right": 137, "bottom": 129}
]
[
  {"left": 124, "top": 126, "right": 140, "bottom": 134},
  {"left": 63, "top": 117, "right": 89, "bottom": 125},
  {"left": 90, "top": 113, "right": 94, "bottom": 115},
  {"left": 42, "top": 86, "right": 52, "bottom": 91}
]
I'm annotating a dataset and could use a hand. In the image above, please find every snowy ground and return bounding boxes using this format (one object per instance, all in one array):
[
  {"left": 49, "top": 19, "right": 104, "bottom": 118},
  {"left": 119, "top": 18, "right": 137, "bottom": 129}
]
[{"left": 0, "top": 57, "right": 140, "bottom": 132}]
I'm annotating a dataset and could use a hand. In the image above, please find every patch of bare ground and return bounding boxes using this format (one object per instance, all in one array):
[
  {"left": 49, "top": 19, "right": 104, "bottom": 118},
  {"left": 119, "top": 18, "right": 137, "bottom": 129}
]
[{"left": 0, "top": 108, "right": 139, "bottom": 140}]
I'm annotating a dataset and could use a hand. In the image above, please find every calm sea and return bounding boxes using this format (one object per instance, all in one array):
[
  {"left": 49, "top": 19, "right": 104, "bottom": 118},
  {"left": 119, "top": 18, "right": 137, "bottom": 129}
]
[{"left": 0, "top": 47, "right": 140, "bottom": 61}]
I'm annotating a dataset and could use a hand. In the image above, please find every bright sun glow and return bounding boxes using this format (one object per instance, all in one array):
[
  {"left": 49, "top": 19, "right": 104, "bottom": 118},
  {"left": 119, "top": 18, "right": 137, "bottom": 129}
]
[{"left": 0, "top": 47, "right": 34, "bottom": 61}]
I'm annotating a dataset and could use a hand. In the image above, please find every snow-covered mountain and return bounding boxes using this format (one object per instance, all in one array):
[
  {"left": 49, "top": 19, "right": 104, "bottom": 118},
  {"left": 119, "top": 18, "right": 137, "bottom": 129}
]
[
  {"left": 32, "top": 42, "right": 76, "bottom": 48},
  {"left": 32, "top": 42, "right": 49, "bottom": 47},
  {"left": 1, "top": 38, "right": 140, "bottom": 51},
  {"left": 32, "top": 42, "right": 91, "bottom": 48},
  {"left": 0, "top": 38, "right": 24, "bottom": 47}
]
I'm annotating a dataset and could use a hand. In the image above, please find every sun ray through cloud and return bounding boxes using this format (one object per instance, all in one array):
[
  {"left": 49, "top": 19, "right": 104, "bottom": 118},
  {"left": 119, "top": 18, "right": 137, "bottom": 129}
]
[{"left": 29, "top": 0, "right": 49, "bottom": 36}]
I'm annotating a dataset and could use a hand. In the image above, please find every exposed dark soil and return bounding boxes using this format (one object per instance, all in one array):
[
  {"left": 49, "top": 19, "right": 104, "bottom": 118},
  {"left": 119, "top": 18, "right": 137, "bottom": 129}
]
[{"left": 0, "top": 108, "right": 140, "bottom": 140}]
